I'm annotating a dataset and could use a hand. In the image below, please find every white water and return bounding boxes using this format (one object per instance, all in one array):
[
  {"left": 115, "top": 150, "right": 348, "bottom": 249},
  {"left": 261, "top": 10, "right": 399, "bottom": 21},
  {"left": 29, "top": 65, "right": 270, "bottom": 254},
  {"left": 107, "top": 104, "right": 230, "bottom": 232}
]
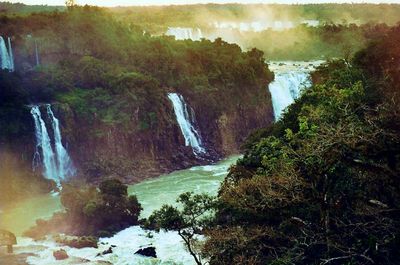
[
  {"left": 168, "top": 93, "right": 206, "bottom": 156},
  {"left": 268, "top": 61, "right": 323, "bottom": 120},
  {"left": 47, "top": 105, "right": 76, "bottom": 180},
  {"left": 166, "top": 27, "right": 203, "bottom": 41},
  {"left": 7, "top": 37, "right": 14, "bottom": 71},
  {"left": 1, "top": 156, "right": 239, "bottom": 265},
  {"left": 31, "top": 105, "right": 75, "bottom": 185},
  {"left": 0, "top": 36, "right": 14, "bottom": 71},
  {"left": 31, "top": 106, "right": 58, "bottom": 184}
]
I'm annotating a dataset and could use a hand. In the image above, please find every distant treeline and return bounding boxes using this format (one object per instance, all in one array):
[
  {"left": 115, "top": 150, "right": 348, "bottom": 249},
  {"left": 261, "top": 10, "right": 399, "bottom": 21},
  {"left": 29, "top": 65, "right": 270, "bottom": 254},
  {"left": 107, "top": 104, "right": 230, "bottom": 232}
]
[{"left": 0, "top": 2, "right": 64, "bottom": 15}]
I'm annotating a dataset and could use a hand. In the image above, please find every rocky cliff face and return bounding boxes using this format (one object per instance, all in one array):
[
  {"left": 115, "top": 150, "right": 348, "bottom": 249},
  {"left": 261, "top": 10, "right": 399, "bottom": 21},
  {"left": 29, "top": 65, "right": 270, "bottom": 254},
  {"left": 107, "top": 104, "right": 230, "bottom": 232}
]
[{"left": 49, "top": 88, "right": 273, "bottom": 183}]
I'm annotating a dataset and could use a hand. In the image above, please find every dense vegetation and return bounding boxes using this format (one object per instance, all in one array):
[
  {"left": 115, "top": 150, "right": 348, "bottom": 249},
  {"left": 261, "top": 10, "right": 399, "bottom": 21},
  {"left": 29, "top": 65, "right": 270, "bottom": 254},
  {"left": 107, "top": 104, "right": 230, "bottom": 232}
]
[
  {"left": 148, "top": 26, "right": 400, "bottom": 264},
  {"left": 2, "top": 3, "right": 400, "bottom": 263},
  {"left": 0, "top": 2, "right": 63, "bottom": 15},
  {"left": 0, "top": 5, "right": 272, "bottom": 189},
  {"left": 25, "top": 179, "right": 142, "bottom": 238},
  {"left": 203, "top": 26, "right": 400, "bottom": 265},
  {"left": 0, "top": 5, "right": 271, "bottom": 136}
]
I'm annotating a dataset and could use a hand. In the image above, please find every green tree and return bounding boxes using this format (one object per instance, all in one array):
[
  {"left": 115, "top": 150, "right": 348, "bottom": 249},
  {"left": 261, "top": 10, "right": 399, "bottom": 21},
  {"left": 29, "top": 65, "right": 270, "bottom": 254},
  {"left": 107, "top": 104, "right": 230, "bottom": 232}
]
[{"left": 147, "top": 192, "right": 217, "bottom": 265}]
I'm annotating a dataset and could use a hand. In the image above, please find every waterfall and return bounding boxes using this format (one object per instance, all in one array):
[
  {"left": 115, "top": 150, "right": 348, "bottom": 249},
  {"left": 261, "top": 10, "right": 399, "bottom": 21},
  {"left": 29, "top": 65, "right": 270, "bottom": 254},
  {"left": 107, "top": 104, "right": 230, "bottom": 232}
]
[
  {"left": 31, "top": 106, "right": 58, "bottom": 183},
  {"left": 0, "top": 36, "right": 13, "bottom": 71},
  {"left": 30, "top": 105, "right": 75, "bottom": 185},
  {"left": 47, "top": 105, "right": 76, "bottom": 180},
  {"left": 167, "top": 93, "right": 206, "bottom": 155},
  {"left": 7, "top": 37, "right": 14, "bottom": 71},
  {"left": 268, "top": 62, "right": 322, "bottom": 120},
  {"left": 166, "top": 27, "right": 203, "bottom": 41}
]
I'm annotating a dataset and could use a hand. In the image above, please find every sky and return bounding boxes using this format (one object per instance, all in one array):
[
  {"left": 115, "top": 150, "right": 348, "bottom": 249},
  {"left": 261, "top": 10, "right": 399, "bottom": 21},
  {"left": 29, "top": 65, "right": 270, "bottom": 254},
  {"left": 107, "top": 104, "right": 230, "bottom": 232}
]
[{"left": 8, "top": 0, "right": 400, "bottom": 6}]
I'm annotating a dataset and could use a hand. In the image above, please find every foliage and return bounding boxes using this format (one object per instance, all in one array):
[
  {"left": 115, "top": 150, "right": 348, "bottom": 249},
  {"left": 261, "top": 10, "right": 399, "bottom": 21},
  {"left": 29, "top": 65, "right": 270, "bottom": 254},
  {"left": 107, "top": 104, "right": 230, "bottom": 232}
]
[
  {"left": 25, "top": 179, "right": 142, "bottom": 238},
  {"left": 202, "top": 28, "right": 400, "bottom": 264},
  {"left": 146, "top": 192, "right": 217, "bottom": 265}
]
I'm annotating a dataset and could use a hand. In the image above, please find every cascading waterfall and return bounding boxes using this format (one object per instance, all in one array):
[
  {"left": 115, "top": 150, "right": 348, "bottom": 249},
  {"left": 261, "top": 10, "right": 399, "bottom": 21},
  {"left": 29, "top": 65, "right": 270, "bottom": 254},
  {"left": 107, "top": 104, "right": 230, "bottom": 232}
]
[
  {"left": 7, "top": 37, "right": 14, "bottom": 71},
  {"left": 167, "top": 93, "right": 206, "bottom": 155},
  {"left": 165, "top": 27, "right": 203, "bottom": 41},
  {"left": 0, "top": 36, "right": 14, "bottom": 71},
  {"left": 31, "top": 105, "right": 75, "bottom": 185},
  {"left": 268, "top": 62, "right": 322, "bottom": 120},
  {"left": 47, "top": 105, "right": 76, "bottom": 180},
  {"left": 31, "top": 106, "right": 58, "bottom": 183}
]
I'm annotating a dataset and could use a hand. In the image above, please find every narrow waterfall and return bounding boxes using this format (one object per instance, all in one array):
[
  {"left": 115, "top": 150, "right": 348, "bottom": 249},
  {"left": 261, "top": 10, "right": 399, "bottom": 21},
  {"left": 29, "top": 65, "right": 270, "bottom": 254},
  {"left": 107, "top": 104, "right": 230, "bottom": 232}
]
[
  {"left": 47, "top": 105, "right": 76, "bottom": 180},
  {"left": 0, "top": 36, "right": 13, "bottom": 71},
  {"left": 268, "top": 62, "right": 321, "bottom": 120},
  {"left": 31, "top": 105, "right": 75, "bottom": 185},
  {"left": 166, "top": 27, "right": 203, "bottom": 41},
  {"left": 167, "top": 93, "right": 206, "bottom": 155}
]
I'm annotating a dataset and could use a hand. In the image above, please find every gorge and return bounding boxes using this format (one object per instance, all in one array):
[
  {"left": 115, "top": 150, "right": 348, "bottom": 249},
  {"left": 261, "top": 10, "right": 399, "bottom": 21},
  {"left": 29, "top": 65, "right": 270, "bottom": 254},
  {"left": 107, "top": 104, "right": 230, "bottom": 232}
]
[
  {"left": 2, "top": 2, "right": 400, "bottom": 265},
  {"left": 0, "top": 57, "right": 314, "bottom": 263}
]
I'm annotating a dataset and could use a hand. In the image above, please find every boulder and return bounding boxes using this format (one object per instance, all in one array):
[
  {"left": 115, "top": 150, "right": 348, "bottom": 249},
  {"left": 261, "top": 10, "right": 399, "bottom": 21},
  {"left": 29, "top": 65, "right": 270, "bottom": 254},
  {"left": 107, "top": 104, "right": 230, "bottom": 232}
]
[
  {"left": 134, "top": 246, "right": 157, "bottom": 258},
  {"left": 101, "top": 247, "right": 113, "bottom": 255},
  {"left": 53, "top": 249, "right": 69, "bottom": 260}
]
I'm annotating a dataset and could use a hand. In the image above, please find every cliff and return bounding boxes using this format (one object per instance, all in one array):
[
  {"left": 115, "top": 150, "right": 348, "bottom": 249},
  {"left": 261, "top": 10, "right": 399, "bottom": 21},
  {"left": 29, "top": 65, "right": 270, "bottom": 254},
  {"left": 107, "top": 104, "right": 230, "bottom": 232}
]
[{"left": 0, "top": 7, "right": 274, "bottom": 184}]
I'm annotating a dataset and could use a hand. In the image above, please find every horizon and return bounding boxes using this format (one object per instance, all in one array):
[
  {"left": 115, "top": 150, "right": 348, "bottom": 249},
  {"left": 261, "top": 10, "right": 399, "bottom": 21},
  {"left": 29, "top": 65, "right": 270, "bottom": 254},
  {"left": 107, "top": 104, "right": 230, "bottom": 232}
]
[{"left": 7, "top": 0, "right": 400, "bottom": 7}]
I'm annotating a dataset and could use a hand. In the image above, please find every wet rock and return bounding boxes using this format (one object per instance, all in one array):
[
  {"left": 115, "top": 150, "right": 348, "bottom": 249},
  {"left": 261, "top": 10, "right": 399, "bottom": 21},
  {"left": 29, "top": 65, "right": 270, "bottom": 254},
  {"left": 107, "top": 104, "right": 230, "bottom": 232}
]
[
  {"left": 102, "top": 247, "right": 113, "bottom": 255},
  {"left": 54, "top": 235, "right": 98, "bottom": 249},
  {"left": 53, "top": 249, "right": 68, "bottom": 260},
  {"left": 134, "top": 246, "right": 157, "bottom": 258}
]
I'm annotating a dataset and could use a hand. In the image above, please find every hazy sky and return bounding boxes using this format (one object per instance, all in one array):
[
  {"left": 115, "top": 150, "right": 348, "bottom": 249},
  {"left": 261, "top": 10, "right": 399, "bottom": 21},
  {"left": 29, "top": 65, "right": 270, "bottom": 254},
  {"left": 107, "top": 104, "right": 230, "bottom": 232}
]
[{"left": 9, "top": 0, "right": 400, "bottom": 7}]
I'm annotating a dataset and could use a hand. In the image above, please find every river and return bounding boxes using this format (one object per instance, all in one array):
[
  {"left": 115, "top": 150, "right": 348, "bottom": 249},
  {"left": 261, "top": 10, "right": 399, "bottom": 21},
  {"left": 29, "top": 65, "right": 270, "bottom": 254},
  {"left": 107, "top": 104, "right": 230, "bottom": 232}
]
[{"left": 0, "top": 155, "right": 240, "bottom": 265}]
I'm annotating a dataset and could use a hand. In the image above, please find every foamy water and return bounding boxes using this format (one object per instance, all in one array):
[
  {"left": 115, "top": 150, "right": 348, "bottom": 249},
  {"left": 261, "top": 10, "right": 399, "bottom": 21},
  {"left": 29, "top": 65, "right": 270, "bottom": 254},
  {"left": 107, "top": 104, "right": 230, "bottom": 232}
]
[{"left": 1, "top": 156, "right": 240, "bottom": 264}]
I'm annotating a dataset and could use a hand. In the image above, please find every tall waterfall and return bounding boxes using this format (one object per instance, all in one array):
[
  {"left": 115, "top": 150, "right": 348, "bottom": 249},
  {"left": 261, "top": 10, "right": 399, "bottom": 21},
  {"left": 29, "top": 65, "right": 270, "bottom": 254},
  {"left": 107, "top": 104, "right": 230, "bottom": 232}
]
[
  {"left": 31, "top": 106, "right": 58, "bottom": 183},
  {"left": 166, "top": 27, "right": 203, "bottom": 41},
  {"left": 167, "top": 93, "right": 206, "bottom": 155},
  {"left": 31, "top": 105, "right": 75, "bottom": 185},
  {"left": 47, "top": 105, "right": 76, "bottom": 180},
  {"left": 0, "top": 36, "right": 14, "bottom": 71},
  {"left": 268, "top": 61, "right": 322, "bottom": 120}
]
